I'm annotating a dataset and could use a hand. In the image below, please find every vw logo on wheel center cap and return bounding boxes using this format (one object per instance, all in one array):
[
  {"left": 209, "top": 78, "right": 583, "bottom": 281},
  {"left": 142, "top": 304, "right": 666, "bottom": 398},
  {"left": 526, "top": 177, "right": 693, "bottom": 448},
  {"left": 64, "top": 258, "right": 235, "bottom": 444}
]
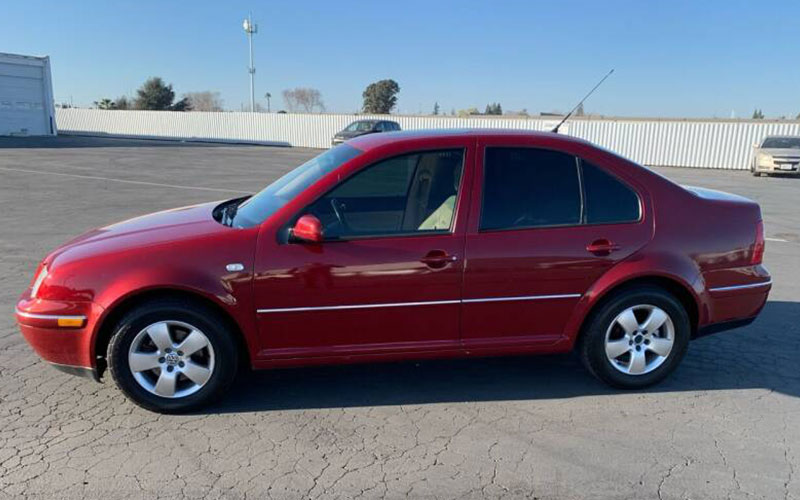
[{"left": 164, "top": 352, "right": 180, "bottom": 366}]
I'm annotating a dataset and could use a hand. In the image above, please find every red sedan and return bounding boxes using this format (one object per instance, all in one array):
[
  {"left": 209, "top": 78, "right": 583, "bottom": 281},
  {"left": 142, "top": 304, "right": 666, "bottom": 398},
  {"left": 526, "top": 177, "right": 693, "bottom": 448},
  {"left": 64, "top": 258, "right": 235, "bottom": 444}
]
[{"left": 16, "top": 130, "right": 771, "bottom": 412}]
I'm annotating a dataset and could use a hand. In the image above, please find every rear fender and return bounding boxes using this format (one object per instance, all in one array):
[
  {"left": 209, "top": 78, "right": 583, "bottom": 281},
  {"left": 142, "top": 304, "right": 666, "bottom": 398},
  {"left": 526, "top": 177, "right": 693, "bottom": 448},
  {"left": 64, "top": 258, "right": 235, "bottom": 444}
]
[{"left": 562, "top": 252, "right": 706, "bottom": 345}]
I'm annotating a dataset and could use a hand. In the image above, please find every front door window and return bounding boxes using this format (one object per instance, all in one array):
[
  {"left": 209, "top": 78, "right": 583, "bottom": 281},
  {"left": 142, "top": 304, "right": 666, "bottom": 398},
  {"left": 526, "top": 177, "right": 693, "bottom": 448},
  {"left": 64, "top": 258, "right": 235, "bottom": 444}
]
[{"left": 304, "top": 149, "right": 464, "bottom": 239}]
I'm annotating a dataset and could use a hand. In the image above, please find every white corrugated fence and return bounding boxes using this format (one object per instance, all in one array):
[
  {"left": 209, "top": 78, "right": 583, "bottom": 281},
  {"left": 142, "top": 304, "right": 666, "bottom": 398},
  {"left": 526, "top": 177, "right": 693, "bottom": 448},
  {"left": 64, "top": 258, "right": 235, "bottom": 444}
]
[{"left": 55, "top": 108, "right": 800, "bottom": 170}]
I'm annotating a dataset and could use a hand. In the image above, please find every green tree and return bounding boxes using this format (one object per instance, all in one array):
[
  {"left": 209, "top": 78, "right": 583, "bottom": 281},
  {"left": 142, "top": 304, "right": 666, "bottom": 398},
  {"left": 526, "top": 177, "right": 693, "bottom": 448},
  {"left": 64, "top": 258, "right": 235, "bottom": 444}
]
[
  {"left": 752, "top": 109, "right": 764, "bottom": 119},
  {"left": 362, "top": 79, "right": 400, "bottom": 114},
  {"left": 484, "top": 103, "right": 503, "bottom": 115},
  {"left": 170, "top": 97, "right": 191, "bottom": 111},
  {"left": 94, "top": 98, "right": 115, "bottom": 110},
  {"left": 115, "top": 96, "right": 131, "bottom": 110},
  {"left": 432, "top": 102, "right": 440, "bottom": 115},
  {"left": 575, "top": 103, "right": 585, "bottom": 117},
  {"left": 134, "top": 77, "right": 189, "bottom": 111}
]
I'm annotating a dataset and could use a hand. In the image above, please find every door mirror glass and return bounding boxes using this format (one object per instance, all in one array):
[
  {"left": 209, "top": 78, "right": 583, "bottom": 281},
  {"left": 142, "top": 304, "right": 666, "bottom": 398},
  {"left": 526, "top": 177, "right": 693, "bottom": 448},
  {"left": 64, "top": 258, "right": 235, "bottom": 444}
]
[{"left": 290, "top": 214, "right": 323, "bottom": 243}]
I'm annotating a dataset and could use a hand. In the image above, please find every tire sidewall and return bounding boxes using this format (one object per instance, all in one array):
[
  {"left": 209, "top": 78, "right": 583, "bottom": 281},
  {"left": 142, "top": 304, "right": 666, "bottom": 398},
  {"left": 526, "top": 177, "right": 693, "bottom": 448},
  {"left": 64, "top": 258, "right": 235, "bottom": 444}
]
[
  {"left": 108, "top": 302, "right": 237, "bottom": 413},
  {"left": 582, "top": 287, "right": 690, "bottom": 389}
]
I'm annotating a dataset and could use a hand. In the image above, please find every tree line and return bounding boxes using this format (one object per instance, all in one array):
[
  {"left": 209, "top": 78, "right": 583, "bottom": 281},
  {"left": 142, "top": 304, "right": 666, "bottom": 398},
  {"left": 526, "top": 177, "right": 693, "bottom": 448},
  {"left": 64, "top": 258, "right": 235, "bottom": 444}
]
[
  {"left": 93, "top": 77, "right": 407, "bottom": 114},
  {"left": 87, "top": 77, "right": 800, "bottom": 119},
  {"left": 94, "top": 77, "right": 223, "bottom": 112}
]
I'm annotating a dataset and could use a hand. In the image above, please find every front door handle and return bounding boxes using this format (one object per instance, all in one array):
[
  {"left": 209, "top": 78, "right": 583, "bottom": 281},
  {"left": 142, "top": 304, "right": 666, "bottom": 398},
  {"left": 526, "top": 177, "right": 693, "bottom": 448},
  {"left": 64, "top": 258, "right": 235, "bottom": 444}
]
[
  {"left": 421, "top": 250, "right": 458, "bottom": 268},
  {"left": 586, "top": 239, "right": 620, "bottom": 255}
]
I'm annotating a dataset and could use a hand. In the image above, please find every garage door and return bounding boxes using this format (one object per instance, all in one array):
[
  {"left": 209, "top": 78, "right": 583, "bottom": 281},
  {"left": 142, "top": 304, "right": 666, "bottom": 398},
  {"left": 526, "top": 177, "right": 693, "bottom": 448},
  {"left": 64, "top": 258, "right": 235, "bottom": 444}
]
[{"left": 0, "top": 62, "right": 50, "bottom": 136}]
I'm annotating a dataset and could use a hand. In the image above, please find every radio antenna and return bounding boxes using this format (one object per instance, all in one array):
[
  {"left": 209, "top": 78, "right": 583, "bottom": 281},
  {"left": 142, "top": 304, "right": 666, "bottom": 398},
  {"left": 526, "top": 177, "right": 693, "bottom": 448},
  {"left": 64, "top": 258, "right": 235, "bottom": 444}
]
[{"left": 551, "top": 69, "right": 614, "bottom": 133}]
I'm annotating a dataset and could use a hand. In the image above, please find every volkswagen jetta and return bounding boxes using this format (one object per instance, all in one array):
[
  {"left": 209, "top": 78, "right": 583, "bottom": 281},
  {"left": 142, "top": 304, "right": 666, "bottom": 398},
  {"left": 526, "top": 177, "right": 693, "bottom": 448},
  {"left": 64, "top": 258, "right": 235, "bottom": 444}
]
[{"left": 16, "top": 130, "right": 771, "bottom": 412}]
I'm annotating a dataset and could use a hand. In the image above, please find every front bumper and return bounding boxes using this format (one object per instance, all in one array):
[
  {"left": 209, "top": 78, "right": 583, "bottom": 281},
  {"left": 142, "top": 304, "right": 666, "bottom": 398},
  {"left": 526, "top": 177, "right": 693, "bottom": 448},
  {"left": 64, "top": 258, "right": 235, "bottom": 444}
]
[
  {"left": 754, "top": 162, "right": 800, "bottom": 174},
  {"left": 16, "top": 296, "right": 104, "bottom": 378}
]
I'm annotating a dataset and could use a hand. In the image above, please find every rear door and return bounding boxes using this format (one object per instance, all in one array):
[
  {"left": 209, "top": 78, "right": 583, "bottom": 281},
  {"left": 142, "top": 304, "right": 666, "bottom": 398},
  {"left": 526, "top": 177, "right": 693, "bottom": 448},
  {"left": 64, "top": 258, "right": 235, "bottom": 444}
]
[{"left": 461, "top": 138, "right": 652, "bottom": 348}]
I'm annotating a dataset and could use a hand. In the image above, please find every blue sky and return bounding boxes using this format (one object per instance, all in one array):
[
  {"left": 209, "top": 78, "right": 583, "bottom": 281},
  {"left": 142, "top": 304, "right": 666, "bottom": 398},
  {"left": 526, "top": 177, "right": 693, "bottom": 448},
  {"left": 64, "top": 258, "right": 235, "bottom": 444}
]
[{"left": 2, "top": 0, "right": 799, "bottom": 118}]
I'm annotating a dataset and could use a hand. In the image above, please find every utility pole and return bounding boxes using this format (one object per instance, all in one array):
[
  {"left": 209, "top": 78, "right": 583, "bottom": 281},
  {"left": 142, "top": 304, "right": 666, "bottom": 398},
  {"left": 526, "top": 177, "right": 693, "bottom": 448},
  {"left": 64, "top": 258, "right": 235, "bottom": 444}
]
[{"left": 242, "top": 13, "right": 258, "bottom": 112}]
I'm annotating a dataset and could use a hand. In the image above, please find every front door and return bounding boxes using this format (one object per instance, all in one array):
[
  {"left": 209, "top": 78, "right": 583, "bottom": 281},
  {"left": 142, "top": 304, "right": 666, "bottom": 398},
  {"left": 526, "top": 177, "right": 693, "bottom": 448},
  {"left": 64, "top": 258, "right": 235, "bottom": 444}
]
[
  {"left": 461, "top": 141, "right": 652, "bottom": 349},
  {"left": 253, "top": 145, "right": 473, "bottom": 361}
]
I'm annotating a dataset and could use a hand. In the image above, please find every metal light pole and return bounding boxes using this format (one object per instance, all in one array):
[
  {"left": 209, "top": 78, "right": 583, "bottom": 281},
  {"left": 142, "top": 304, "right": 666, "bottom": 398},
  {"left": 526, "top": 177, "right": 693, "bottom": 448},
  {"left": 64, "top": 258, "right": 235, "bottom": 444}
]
[
  {"left": 242, "top": 13, "right": 258, "bottom": 112},
  {"left": 265, "top": 92, "right": 271, "bottom": 113}
]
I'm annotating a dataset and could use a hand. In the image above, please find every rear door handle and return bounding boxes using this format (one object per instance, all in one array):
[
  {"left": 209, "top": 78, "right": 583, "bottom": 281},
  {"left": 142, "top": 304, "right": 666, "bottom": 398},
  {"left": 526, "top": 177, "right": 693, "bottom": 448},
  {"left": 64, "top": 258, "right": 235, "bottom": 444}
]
[
  {"left": 421, "top": 250, "right": 458, "bottom": 268},
  {"left": 586, "top": 239, "right": 620, "bottom": 255}
]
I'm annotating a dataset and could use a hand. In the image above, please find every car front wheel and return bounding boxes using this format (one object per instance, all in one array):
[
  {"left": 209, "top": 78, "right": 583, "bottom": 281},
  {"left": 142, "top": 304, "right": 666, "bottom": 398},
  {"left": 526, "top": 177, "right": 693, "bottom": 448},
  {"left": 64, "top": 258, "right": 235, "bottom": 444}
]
[
  {"left": 107, "top": 299, "right": 238, "bottom": 413},
  {"left": 579, "top": 286, "right": 689, "bottom": 389}
]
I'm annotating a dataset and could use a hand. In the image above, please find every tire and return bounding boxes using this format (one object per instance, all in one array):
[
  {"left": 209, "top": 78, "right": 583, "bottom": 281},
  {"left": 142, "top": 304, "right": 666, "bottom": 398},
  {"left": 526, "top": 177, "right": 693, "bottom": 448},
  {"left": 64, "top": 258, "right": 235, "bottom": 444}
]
[
  {"left": 579, "top": 286, "right": 689, "bottom": 389},
  {"left": 107, "top": 298, "right": 238, "bottom": 413}
]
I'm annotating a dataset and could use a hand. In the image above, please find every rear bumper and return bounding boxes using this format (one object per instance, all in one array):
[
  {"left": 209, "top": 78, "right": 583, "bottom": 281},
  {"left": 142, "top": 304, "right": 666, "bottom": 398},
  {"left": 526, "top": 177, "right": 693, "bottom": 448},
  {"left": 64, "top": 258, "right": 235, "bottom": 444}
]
[
  {"left": 695, "top": 316, "right": 757, "bottom": 338},
  {"left": 697, "top": 270, "right": 771, "bottom": 337},
  {"left": 15, "top": 296, "right": 104, "bottom": 377}
]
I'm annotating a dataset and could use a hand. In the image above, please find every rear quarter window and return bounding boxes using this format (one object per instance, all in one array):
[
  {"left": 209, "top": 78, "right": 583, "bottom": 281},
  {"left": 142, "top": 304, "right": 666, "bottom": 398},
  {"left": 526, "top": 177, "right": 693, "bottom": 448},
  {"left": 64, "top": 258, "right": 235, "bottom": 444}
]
[{"left": 581, "top": 161, "right": 641, "bottom": 224}]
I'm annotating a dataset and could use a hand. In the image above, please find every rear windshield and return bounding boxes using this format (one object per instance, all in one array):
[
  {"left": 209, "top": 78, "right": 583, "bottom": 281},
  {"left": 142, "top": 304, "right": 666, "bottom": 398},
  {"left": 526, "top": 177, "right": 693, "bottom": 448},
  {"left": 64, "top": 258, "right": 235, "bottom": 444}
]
[
  {"left": 761, "top": 137, "right": 800, "bottom": 149},
  {"left": 231, "top": 145, "right": 362, "bottom": 228}
]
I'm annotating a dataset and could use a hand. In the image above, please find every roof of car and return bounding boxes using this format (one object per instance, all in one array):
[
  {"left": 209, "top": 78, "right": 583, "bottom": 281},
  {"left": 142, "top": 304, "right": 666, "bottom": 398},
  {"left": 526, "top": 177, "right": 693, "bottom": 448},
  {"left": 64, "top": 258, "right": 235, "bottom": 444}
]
[
  {"left": 349, "top": 119, "right": 398, "bottom": 124},
  {"left": 347, "top": 128, "right": 590, "bottom": 150}
]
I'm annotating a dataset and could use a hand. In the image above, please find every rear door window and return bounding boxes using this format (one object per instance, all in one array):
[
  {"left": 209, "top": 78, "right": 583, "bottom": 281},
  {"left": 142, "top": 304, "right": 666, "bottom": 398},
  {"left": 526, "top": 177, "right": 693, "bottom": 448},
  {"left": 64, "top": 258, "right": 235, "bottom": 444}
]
[{"left": 481, "top": 148, "right": 582, "bottom": 231}]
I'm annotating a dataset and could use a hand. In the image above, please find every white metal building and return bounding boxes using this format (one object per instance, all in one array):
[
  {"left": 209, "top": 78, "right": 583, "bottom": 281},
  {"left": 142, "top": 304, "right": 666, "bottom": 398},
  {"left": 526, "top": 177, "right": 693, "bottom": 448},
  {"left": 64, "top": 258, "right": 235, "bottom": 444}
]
[{"left": 0, "top": 52, "right": 56, "bottom": 136}]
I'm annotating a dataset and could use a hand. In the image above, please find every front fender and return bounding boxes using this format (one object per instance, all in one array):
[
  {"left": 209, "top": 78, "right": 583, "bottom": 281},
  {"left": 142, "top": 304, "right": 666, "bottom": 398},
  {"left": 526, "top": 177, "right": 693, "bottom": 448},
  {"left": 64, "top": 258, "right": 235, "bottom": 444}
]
[{"left": 88, "top": 264, "right": 256, "bottom": 362}]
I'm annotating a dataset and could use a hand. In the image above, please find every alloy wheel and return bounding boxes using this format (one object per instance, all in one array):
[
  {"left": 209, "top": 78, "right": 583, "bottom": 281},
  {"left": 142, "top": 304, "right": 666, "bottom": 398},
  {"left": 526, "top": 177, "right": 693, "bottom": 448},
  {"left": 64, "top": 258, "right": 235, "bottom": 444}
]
[
  {"left": 127, "top": 320, "right": 215, "bottom": 398},
  {"left": 604, "top": 304, "right": 675, "bottom": 376}
]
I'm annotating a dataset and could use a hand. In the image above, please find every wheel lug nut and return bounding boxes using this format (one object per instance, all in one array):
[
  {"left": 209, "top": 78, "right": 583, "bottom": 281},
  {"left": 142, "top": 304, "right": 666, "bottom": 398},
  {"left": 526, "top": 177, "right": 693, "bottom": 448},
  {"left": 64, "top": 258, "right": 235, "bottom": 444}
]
[
  {"left": 166, "top": 365, "right": 174, "bottom": 372},
  {"left": 635, "top": 346, "right": 641, "bottom": 351},
  {"left": 644, "top": 339, "right": 650, "bottom": 345},
  {"left": 177, "top": 351, "right": 183, "bottom": 356},
  {"left": 158, "top": 357, "right": 165, "bottom": 363},
  {"left": 629, "top": 340, "right": 633, "bottom": 345},
  {"left": 178, "top": 361, "right": 185, "bottom": 368},
  {"left": 165, "top": 348, "right": 171, "bottom": 353}
]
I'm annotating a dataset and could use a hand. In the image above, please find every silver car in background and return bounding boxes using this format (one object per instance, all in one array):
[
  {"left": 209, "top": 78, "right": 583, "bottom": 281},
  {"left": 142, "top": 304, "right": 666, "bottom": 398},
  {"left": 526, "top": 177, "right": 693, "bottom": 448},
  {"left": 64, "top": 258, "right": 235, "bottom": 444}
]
[{"left": 752, "top": 135, "right": 800, "bottom": 176}]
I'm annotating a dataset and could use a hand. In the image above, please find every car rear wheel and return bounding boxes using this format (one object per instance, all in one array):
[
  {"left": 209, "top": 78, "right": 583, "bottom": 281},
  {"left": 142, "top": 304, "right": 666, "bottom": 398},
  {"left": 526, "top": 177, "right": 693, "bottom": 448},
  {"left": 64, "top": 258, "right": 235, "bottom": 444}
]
[
  {"left": 579, "top": 286, "right": 689, "bottom": 389},
  {"left": 107, "top": 299, "right": 238, "bottom": 413}
]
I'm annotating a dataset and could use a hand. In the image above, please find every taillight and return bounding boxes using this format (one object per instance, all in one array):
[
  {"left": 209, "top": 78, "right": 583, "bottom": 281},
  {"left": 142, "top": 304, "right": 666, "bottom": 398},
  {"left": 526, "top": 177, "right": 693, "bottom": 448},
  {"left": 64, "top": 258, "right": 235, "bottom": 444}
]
[{"left": 751, "top": 220, "right": 765, "bottom": 265}]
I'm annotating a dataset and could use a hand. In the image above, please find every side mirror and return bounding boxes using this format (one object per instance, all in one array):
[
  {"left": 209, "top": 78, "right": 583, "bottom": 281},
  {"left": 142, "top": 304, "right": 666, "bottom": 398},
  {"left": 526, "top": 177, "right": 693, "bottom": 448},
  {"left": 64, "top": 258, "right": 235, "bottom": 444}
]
[{"left": 290, "top": 214, "right": 323, "bottom": 244}]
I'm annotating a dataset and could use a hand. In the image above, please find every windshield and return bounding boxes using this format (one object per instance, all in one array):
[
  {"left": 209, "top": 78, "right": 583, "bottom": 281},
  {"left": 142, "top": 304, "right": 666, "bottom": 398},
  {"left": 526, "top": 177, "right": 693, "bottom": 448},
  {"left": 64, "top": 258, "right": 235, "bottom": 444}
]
[
  {"left": 761, "top": 137, "right": 800, "bottom": 149},
  {"left": 345, "top": 121, "right": 375, "bottom": 132},
  {"left": 230, "top": 144, "right": 362, "bottom": 228}
]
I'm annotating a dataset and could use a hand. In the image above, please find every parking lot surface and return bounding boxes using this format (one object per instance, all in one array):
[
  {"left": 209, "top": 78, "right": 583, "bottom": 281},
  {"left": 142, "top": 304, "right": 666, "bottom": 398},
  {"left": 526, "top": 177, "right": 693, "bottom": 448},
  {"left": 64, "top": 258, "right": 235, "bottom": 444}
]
[{"left": 1, "top": 136, "right": 798, "bottom": 500}]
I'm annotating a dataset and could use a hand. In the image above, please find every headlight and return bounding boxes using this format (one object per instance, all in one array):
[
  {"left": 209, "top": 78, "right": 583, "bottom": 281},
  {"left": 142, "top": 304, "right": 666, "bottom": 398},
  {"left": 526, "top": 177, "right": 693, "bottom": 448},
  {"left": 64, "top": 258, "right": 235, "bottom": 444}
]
[
  {"left": 30, "top": 266, "right": 48, "bottom": 299},
  {"left": 757, "top": 153, "right": 774, "bottom": 167}
]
